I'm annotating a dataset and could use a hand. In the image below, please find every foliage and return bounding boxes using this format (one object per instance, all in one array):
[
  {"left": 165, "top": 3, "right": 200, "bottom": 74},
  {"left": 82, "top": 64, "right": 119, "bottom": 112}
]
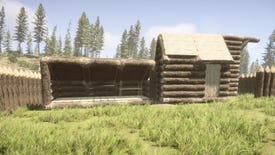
[
  {"left": 74, "top": 12, "right": 90, "bottom": 57},
  {"left": 116, "top": 21, "right": 146, "bottom": 59},
  {"left": 138, "top": 37, "right": 149, "bottom": 59},
  {"left": 17, "top": 59, "right": 39, "bottom": 71},
  {"left": 45, "top": 26, "right": 58, "bottom": 56},
  {"left": 0, "top": 6, "right": 5, "bottom": 53},
  {"left": 250, "top": 59, "right": 260, "bottom": 73},
  {"left": 149, "top": 38, "right": 156, "bottom": 59},
  {"left": 240, "top": 47, "right": 249, "bottom": 74},
  {"left": 8, "top": 53, "right": 18, "bottom": 63},
  {"left": 26, "top": 33, "right": 32, "bottom": 54},
  {"left": 63, "top": 22, "right": 72, "bottom": 56},
  {"left": 262, "top": 30, "right": 275, "bottom": 67},
  {"left": 90, "top": 16, "right": 104, "bottom": 58},
  {"left": 33, "top": 3, "right": 47, "bottom": 55},
  {"left": 0, "top": 95, "right": 274, "bottom": 154},
  {"left": 57, "top": 36, "right": 62, "bottom": 55},
  {"left": 3, "top": 30, "right": 11, "bottom": 53},
  {"left": 14, "top": 7, "right": 28, "bottom": 55}
]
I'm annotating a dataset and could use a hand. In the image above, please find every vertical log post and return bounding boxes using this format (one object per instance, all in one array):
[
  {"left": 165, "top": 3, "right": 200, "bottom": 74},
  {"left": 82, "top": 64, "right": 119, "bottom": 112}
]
[
  {"left": 263, "top": 66, "right": 271, "bottom": 97},
  {"left": 254, "top": 66, "right": 265, "bottom": 98},
  {"left": 269, "top": 67, "right": 275, "bottom": 97}
]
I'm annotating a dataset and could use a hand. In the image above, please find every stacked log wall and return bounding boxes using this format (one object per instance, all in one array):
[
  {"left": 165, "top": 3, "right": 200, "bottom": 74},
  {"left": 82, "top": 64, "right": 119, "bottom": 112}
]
[
  {"left": 154, "top": 55, "right": 207, "bottom": 103},
  {"left": 223, "top": 36, "right": 243, "bottom": 97},
  {"left": 0, "top": 67, "right": 42, "bottom": 111}
]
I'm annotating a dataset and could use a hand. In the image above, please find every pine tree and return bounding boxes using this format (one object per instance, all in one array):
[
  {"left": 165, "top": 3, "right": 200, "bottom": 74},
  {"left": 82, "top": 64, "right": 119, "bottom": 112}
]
[
  {"left": 44, "top": 36, "right": 50, "bottom": 55},
  {"left": 57, "top": 36, "right": 62, "bottom": 55},
  {"left": 3, "top": 30, "right": 11, "bottom": 53},
  {"left": 75, "top": 12, "right": 90, "bottom": 56},
  {"left": 89, "top": 17, "right": 104, "bottom": 58},
  {"left": 149, "top": 38, "right": 156, "bottom": 59},
  {"left": 139, "top": 37, "right": 148, "bottom": 59},
  {"left": 263, "top": 37, "right": 275, "bottom": 67},
  {"left": 14, "top": 7, "right": 28, "bottom": 55},
  {"left": 33, "top": 3, "right": 46, "bottom": 55},
  {"left": 0, "top": 6, "right": 5, "bottom": 53},
  {"left": 240, "top": 47, "right": 249, "bottom": 74},
  {"left": 47, "top": 26, "right": 57, "bottom": 56},
  {"left": 74, "top": 36, "right": 81, "bottom": 57},
  {"left": 64, "top": 22, "right": 72, "bottom": 56},
  {"left": 120, "top": 30, "right": 129, "bottom": 58},
  {"left": 249, "top": 59, "right": 260, "bottom": 73},
  {"left": 127, "top": 26, "right": 135, "bottom": 58},
  {"left": 26, "top": 33, "right": 32, "bottom": 54},
  {"left": 115, "top": 45, "right": 121, "bottom": 58},
  {"left": 133, "top": 20, "right": 141, "bottom": 58}
]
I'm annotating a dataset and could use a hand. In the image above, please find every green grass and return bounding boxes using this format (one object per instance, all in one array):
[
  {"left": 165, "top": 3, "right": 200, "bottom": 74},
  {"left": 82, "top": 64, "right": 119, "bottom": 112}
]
[{"left": 0, "top": 94, "right": 274, "bottom": 154}]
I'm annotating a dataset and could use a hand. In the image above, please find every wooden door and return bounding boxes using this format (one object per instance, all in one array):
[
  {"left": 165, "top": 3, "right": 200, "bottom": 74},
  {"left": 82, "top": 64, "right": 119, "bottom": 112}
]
[{"left": 205, "top": 64, "right": 221, "bottom": 97}]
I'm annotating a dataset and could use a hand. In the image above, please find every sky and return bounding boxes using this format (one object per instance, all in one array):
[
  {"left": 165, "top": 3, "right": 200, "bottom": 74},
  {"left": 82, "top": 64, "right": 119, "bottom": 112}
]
[{"left": 0, "top": 0, "right": 274, "bottom": 64}]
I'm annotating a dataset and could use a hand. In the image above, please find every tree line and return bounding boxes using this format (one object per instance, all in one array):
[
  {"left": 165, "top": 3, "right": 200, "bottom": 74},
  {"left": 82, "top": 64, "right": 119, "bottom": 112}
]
[
  {"left": 115, "top": 21, "right": 156, "bottom": 59},
  {"left": 0, "top": 4, "right": 156, "bottom": 59},
  {"left": 0, "top": 4, "right": 104, "bottom": 58}
]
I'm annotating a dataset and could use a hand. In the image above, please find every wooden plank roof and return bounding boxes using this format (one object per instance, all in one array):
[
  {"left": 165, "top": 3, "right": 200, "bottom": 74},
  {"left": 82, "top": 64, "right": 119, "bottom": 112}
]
[{"left": 160, "top": 33, "right": 233, "bottom": 62}]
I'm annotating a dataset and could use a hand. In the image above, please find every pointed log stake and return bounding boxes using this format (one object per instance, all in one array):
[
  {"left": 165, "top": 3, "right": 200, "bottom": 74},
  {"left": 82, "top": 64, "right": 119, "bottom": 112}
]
[
  {"left": 254, "top": 66, "right": 265, "bottom": 97},
  {"left": 269, "top": 67, "right": 275, "bottom": 97},
  {"left": 263, "top": 66, "right": 271, "bottom": 97}
]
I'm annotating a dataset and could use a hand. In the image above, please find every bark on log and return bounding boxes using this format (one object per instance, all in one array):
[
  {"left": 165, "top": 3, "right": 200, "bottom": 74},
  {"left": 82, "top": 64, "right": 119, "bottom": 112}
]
[
  {"left": 227, "top": 45, "right": 242, "bottom": 50},
  {"left": 161, "top": 78, "right": 205, "bottom": 84},
  {"left": 163, "top": 58, "right": 197, "bottom": 64},
  {"left": 269, "top": 67, "right": 275, "bottom": 97},
  {"left": 224, "top": 40, "right": 243, "bottom": 46},
  {"left": 160, "top": 71, "right": 205, "bottom": 78},
  {"left": 229, "top": 50, "right": 241, "bottom": 55},
  {"left": 160, "top": 97, "right": 205, "bottom": 103},
  {"left": 219, "top": 91, "right": 238, "bottom": 96},
  {"left": 161, "top": 91, "right": 204, "bottom": 97},
  {"left": 263, "top": 66, "right": 271, "bottom": 97},
  {"left": 254, "top": 67, "right": 265, "bottom": 97},
  {"left": 161, "top": 84, "right": 205, "bottom": 91}
]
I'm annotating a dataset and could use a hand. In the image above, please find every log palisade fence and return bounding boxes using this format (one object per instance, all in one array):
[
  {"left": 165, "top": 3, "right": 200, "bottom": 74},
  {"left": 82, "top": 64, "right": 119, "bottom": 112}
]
[
  {"left": 238, "top": 66, "right": 275, "bottom": 97},
  {"left": 254, "top": 66, "right": 275, "bottom": 97},
  {"left": 238, "top": 73, "right": 256, "bottom": 94},
  {"left": 0, "top": 67, "right": 42, "bottom": 111}
]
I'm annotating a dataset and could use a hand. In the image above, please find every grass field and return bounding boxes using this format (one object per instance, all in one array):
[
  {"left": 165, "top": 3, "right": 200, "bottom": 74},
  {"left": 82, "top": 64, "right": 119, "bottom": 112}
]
[
  {"left": 0, "top": 55, "right": 40, "bottom": 71},
  {"left": 0, "top": 94, "right": 274, "bottom": 154}
]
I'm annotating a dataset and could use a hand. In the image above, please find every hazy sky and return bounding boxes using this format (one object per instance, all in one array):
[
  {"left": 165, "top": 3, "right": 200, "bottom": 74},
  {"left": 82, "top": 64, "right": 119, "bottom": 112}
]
[{"left": 0, "top": 0, "right": 274, "bottom": 63}]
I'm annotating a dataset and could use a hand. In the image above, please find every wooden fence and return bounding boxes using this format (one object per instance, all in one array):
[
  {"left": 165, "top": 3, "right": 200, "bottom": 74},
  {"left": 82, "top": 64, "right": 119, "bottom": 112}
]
[
  {"left": 0, "top": 67, "right": 42, "bottom": 111},
  {"left": 238, "top": 66, "right": 275, "bottom": 97},
  {"left": 254, "top": 66, "right": 275, "bottom": 97},
  {"left": 238, "top": 73, "right": 256, "bottom": 94}
]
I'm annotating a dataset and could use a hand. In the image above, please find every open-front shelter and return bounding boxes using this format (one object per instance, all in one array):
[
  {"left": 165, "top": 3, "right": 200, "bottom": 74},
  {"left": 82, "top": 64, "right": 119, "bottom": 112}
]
[{"left": 40, "top": 57, "right": 154, "bottom": 107}]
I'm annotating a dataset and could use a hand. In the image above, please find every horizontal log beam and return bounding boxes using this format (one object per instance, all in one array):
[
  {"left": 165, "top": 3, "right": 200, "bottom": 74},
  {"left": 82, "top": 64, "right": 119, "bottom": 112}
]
[
  {"left": 224, "top": 40, "right": 243, "bottom": 46},
  {"left": 161, "top": 91, "right": 204, "bottom": 97},
  {"left": 160, "top": 71, "right": 205, "bottom": 78},
  {"left": 160, "top": 84, "right": 205, "bottom": 91},
  {"left": 161, "top": 78, "right": 205, "bottom": 84}
]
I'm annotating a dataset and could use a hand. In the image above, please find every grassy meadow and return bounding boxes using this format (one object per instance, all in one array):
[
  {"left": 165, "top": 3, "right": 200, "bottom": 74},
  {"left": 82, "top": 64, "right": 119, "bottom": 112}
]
[{"left": 0, "top": 94, "right": 274, "bottom": 154}]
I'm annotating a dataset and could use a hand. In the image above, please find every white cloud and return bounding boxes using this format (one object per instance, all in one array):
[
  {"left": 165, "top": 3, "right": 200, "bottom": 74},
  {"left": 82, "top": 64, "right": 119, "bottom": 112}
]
[
  {"left": 0, "top": 0, "right": 35, "bottom": 34},
  {"left": 101, "top": 32, "right": 120, "bottom": 58},
  {"left": 145, "top": 23, "right": 197, "bottom": 41}
]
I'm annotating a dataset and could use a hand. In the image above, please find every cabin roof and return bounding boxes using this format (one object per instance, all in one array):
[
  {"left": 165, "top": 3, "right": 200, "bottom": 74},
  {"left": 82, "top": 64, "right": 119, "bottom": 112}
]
[{"left": 160, "top": 33, "right": 233, "bottom": 62}]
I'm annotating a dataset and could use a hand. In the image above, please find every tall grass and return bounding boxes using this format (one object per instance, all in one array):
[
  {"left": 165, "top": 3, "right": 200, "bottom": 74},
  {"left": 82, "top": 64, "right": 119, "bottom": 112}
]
[{"left": 0, "top": 94, "right": 274, "bottom": 154}]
